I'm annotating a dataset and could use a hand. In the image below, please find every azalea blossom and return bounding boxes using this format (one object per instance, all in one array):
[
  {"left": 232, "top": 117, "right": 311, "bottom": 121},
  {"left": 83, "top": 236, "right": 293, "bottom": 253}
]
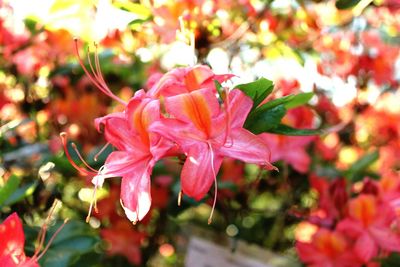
[
  {"left": 61, "top": 41, "right": 174, "bottom": 223},
  {"left": 150, "top": 87, "right": 276, "bottom": 222},
  {"left": 100, "top": 220, "right": 147, "bottom": 265},
  {"left": 336, "top": 194, "right": 400, "bottom": 262},
  {"left": 296, "top": 228, "right": 362, "bottom": 267},
  {"left": 61, "top": 90, "right": 173, "bottom": 224}
]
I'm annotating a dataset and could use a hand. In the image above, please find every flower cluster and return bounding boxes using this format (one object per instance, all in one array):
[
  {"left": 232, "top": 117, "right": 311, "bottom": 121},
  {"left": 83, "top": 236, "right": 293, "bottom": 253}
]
[
  {"left": 61, "top": 42, "right": 276, "bottom": 224},
  {"left": 296, "top": 174, "right": 400, "bottom": 266}
]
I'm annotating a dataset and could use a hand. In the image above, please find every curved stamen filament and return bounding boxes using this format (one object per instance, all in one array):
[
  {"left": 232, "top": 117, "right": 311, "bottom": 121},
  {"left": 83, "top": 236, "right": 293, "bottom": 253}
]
[
  {"left": 71, "top": 143, "right": 98, "bottom": 173},
  {"left": 207, "top": 142, "right": 218, "bottom": 225},
  {"left": 60, "top": 132, "right": 105, "bottom": 223},
  {"left": 32, "top": 200, "right": 60, "bottom": 259},
  {"left": 93, "top": 43, "right": 108, "bottom": 86},
  {"left": 94, "top": 142, "right": 111, "bottom": 162},
  {"left": 222, "top": 87, "right": 233, "bottom": 148},
  {"left": 35, "top": 219, "right": 69, "bottom": 262},
  {"left": 24, "top": 200, "right": 68, "bottom": 267},
  {"left": 60, "top": 132, "right": 93, "bottom": 176},
  {"left": 86, "top": 181, "right": 99, "bottom": 223},
  {"left": 73, "top": 38, "right": 126, "bottom": 106},
  {"left": 86, "top": 45, "right": 110, "bottom": 92}
]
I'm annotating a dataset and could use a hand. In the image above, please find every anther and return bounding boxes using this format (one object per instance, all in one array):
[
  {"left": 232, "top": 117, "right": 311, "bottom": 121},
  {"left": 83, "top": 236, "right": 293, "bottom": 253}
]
[
  {"left": 94, "top": 142, "right": 110, "bottom": 162},
  {"left": 178, "top": 191, "right": 182, "bottom": 206}
]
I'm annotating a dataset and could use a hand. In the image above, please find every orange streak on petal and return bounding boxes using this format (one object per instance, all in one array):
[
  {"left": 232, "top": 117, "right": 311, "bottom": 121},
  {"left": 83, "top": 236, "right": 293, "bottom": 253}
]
[
  {"left": 182, "top": 93, "right": 212, "bottom": 137},
  {"left": 184, "top": 66, "right": 213, "bottom": 91},
  {"left": 349, "top": 195, "right": 377, "bottom": 227},
  {"left": 132, "top": 103, "right": 150, "bottom": 147}
]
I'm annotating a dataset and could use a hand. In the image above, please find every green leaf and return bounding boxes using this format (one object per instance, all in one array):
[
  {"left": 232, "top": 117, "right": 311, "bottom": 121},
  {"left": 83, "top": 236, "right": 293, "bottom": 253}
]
[
  {"left": 2, "top": 181, "right": 38, "bottom": 206},
  {"left": 256, "top": 95, "right": 295, "bottom": 112},
  {"left": 251, "top": 92, "right": 313, "bottom": 117},
  {"left": 113, "top": 1, "right": 151, "bottom": 19},
  {"left": 268, "top": 124, "right": 321, "bottom": 136},
  {"left": 214, "top": 79, "right": 223, "bottom": 96},
  {"left": 335, "top": 0, "right": 361, "bottom": 9},
  {"left": 284, "top": 92, "right": 314, "bottom": 109},
  {"left": 244, "top": 105, "right": 287, "bottom": 134},
  {"left": 0, "top": 175, "right": 20, "bottom": 206},
  {"left": 381, "top": 253, "right": 400, "bottom": 267},
  {"left": 314, "top": 165, "right": 342, "bottom": 179},
  {"left": 235, "top": 78, "right": 274, "bottom": 109},
  {"left": 345, "top": 150, "right": 379, "bottom": 181}
]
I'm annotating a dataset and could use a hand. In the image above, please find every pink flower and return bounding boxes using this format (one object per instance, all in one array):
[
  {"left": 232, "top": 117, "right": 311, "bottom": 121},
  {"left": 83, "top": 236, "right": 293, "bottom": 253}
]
[
  {"left": 66, "top": 43, "right": 274, "bottom": 224},
  {"left": 100, "top": 220, "right": 146, "bottom": 265},
  {"left": 147, "top": 65, "right": 233, "bottom": 97},
  {"left": 337, "top": 194, "right": 400, "bottom": 262},
  {"left": 150, "top": 87, "right": 275, "bottom": 222},
  {"left": 260, "top": 134, "right": 313, "bottom": 172},
  {"left": 62, "top": 90, "right": 173, "bottom": 224},
  {"left": 95, "top": 90, "right": 174, "bottom": 223},
  {"left": 0, "top": 213, "right": 39, "bottom": 267},
  {"left": 296, "top": 228, "right": 362, "bottom": 267},
  {"left": 61, "top": 41, "right": 177, "bottom": 223}
]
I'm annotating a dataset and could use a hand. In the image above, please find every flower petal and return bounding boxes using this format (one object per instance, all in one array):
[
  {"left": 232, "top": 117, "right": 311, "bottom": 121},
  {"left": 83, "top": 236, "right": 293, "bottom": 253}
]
[
  {"left": 126, "top": 91, "right": 161, "bottom": 146},
  {"left": 336, "top": 218, "right": 364, "bottom": 239},
  {"left": 120, "top": 162, "right": 153, "bottom": 223},
  {"left": 354, "top": 233, "right": 378, "bottom": 262},
  {"left": 285, "top": 148, "right": 311, "bottom": 173},
  {"left": 181, "top": 143, "right": 223, "bottom": 200},
  {"left": 219, "top": 128, "right": 275, "bottom": 169},
  {"left": 149, "top": 118, "right": 206, "bottom": 146},
  {"left": 296, "top": 241, "right": 326, "bottom": 265},
  {"left": 164, "top": 89, "right": 220, "bottom": 136},
  {"left": 227, "top": 89, "right": 253, "bottom": 128},
  {"left": 0, "top": 213, "right": 25, "bottom": 256},
  {"left": 369, "top": 226, "right": 400, "bottom": 252},
  {"left": 95, "top": 114, "right": 138, "bottom": 151},
  {"left": 93, "top": 151, "right": 151, "bottom": 187}
]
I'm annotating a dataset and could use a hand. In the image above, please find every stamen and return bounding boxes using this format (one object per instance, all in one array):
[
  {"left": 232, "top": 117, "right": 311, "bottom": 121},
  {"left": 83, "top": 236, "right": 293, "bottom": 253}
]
[
  {"left": 207, "top": 142, "right": 218, "bottom": 225},
  {"left": 86, "top": 45, "right": 110, "bottom": 93},
  {"left": 71, "top": 143, "right": 98, "bottom": 173},
  {"left": 33, "top": 200, "right": 60, "bottom": 259},
  {"left": 178, "top": 190, "right": 182, "bottom": 206},
  {"left": 86, "top": 179, "right": 100, "bottom": 223},
  {"left": 93, "top": 43, "right": 108, "bottom": 86},
  {"left": 35, "top": 219, "right": 69, "bottom": 262},
  {"left": 60, "top": 132, "right": 106, "bottom": 223},
  {"left": 73, "top": 38, "right": 126, "bottom": 106},
  {"left": 86, "top": 46, "right": 102, "bottom": 83},
  {"left": 60, "top": 132, "right": 92, "bottom": 176},
  {"left": 25, "top": 200, "right": 68, "bottom": 266},
  {"left": 94, "top": 142, "right": 110, "bottom": 161},
  {"left": 222, "top": 87, "right": 233, "bottom": 148}
]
